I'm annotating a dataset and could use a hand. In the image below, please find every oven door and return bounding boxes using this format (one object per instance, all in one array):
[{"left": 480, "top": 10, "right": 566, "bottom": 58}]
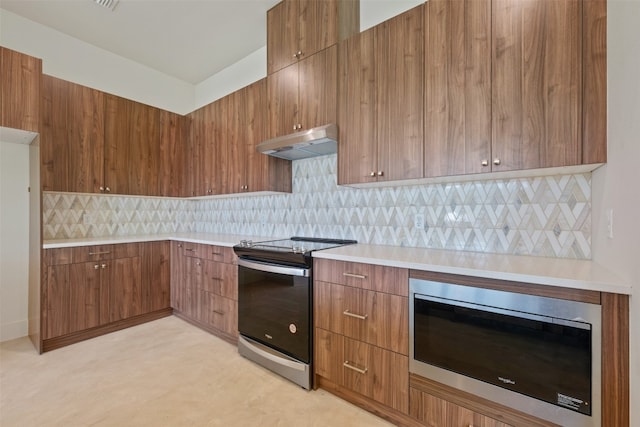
[{"left": 237, "top": 258, "right": 311, "bottom": 363}]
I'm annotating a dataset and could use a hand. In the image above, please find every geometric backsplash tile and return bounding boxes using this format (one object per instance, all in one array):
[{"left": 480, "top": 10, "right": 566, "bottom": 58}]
[{"left": 44, "top": 153, "right": 592, "bottom": 259}]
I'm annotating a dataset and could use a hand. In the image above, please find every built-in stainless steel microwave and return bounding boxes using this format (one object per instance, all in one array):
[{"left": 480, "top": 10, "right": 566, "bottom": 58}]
[{"left": 409, "top": 278, "right": 601, "bottom": 427}]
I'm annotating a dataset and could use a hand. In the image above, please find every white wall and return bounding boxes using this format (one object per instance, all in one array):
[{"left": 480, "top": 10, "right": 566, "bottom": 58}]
[
  {"left": 0, "top": 140, "right": 30, "bottom": 342},
  {"left": 0, "top": 9, "right": 194, "bottom": 115},
  {"left": 360, "top": 0, "right": 425, "bottom": 31},
  {"left": 592, "top": 1, "right": 640, "bottom": 425}
]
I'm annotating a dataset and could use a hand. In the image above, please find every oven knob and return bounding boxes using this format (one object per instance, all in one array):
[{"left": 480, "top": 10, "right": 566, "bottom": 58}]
[{"left": 289, "top": 323, "right": 297, "bottom": 334}]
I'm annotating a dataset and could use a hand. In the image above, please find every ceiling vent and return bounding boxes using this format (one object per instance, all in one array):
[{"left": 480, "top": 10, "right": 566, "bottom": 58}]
[{"left": 92, "top": 0, "right": 119, "bottom": 11}]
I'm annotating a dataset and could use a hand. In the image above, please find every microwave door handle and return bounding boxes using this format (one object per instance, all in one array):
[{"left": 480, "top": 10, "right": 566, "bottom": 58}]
[{"left": 238, "top": 258, "right": 309, "bottom": 277}]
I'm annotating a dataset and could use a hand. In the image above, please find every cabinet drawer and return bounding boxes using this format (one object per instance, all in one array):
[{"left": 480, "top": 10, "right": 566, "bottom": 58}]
[
  {"left": 315, "top": 281, "right": 408, "bottom": 355},
  {"left": 203, "top": 260, "right": 237, "bottom": 300},
  {"left": 72, "top": 243, "right": 140, "bottom": 263},
  {"left": 199, "top": 291, "right": 238, "bottom": 337},
  {"left": 314, "top": 259, "right": 408, "bottom": 296},
  {"left": 206, "top": 245, "right": 235, "bottom": 264},
  {"left": 409, "top": 387, "right": 513, "bottom": 427},
  {"left": 182, "top": 242, "right": 208, "bottom": 258}
]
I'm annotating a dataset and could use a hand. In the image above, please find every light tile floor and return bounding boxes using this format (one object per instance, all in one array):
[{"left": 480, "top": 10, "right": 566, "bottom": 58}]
[{"left": 0, "top": 316, "right": 392, "bottom": 426}]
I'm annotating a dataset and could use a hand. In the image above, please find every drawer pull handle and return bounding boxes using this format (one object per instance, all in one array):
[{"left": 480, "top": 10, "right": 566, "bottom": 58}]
[
  {"left": 342, "top": 272, "right": 366, "bottom": 279},
  {"left": 211, "top": 277, "right": 222, "bottom": 281},
  {"left": 343, "top": 361, "right": 367, "bottom": 374},
  {"left": 212, "top": 251, "right": 222, "bottom": 255},
  {"left": 185, "top": 248, "right": 196, "bottom": 252},
  {"left": 89, "top": 251, "right": 111, "bottom": 255},
  {"left": 213, "top": 310, "right": 225, "bottom": 315},
  {"left": 343, "top": 310, "right": 367, "bottom": 320}
]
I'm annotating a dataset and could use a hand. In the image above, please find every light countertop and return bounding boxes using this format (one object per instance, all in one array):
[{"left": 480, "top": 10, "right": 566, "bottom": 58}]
[{"left": 43, "top": 234, "right": 632, "bottom": 295}]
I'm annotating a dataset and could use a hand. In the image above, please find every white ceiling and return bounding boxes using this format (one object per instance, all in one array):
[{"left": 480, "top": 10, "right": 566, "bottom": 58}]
[{"left": 0, "top": 0, "right": 280, "bottom": 84}]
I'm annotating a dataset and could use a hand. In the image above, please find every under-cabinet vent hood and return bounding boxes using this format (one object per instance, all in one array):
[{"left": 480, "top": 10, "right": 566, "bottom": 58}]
[{"left": 256, "top": 124, "right": 338, "bottom": 161}]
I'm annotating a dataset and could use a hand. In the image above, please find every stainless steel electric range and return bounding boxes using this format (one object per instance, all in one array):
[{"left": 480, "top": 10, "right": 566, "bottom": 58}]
[{"left": 233, "top": 237, "right": 356, "bottom": 389}]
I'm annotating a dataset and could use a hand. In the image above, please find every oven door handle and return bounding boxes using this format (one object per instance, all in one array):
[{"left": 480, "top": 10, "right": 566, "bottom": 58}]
[{"left": 238, "top": 258, "right": 310, "bottom": 277}]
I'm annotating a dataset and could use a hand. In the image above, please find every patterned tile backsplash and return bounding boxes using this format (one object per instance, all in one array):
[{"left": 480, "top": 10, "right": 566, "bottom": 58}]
[{"left": 43, "top": 154, "right": 591, "bottom": 259}]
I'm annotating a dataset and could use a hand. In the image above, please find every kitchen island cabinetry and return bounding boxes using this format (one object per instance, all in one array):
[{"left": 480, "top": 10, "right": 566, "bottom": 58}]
[
  {"left": 314, "top": 258, "right": 410, "bottom": 415},
  {"left": 267, "top": 45, "right": 337, "bottom": 140},
  {"left": 0, "top": 46, "right": 41, "bottom": 133},
  {"left": 41, "top": 242, "right": 171, "bottom": 352},
  {"left": 171, "top": 241, "right": 238, "bottom": 343},
  {"left": 338, "top": 5, "right": 424, "bottom": 185},
  {"left": 266, "top": 0, "right": 358, "bottom": 75}
]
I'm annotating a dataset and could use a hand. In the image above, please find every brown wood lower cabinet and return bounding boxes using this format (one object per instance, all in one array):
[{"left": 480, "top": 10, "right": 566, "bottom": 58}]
[
  {"left": 170, "top": 241, "right": 238, "bottom": 342},
  {"left": 410, "top": 387, "right": 512, "bottom": 427},
  {"left": 315, "top": 328, "right": 409, "bottom": 414},
  {"left": 41, "top": 242, "right": 172, "bottom": 352}
]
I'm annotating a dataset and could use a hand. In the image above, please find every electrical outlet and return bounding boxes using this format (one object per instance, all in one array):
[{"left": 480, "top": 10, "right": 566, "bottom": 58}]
[
  {"left": 414, "top": 214, "right": 425, "bottom": 230},
  {"left": 606, "top": 209, "right": 613, "bottom": 239}
]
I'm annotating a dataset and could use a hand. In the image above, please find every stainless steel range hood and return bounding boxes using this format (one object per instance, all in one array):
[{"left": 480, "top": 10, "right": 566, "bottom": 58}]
[{"left": 256, "top": 123, "right": 338, "bottom": 161}]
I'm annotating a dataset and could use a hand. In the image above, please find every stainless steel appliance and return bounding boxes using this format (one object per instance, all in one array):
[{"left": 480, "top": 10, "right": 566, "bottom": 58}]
[
  {"left": 409, "top": 278, "right": 602, "bottom": 427},
  {"left": 234, "top": 237, "right": 356, "bottom": 389}
]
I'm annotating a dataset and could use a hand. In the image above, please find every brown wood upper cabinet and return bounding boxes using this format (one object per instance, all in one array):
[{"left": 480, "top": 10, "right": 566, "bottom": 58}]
[
  {"left": 104, "top": 94, "right": 161, "bottom": 196},
  {"left": 338, "top": 5, "right": 424, "bottom": 185},
  {"left": 187, "top": 79, "right": 291, "bottom": 196},
  {"left": 267, "top": 45, "right": 338, "bottom": 139},
  {"left": 425, "top": 0, "right": 607, "bottom": 178},
  {"left": 41, "top": 76, "right": 187, "bottom": 196},
  {"left": 0, "top": 47, "right": 42, "bottom": 133},
  {"left": 266, "top": 0, "right": 359, "bottom": 75},
  {"left": 41, "top": 75, "right": 105, "bottom": 193}
]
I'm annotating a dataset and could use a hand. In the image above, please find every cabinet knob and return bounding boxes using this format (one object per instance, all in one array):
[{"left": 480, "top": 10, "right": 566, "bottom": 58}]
[
  {"left": 377, "top": 171, "right": 383, "bottom": 177},
  {"left": 101, "top": 263, "right": 107, "bottom": 269},
  {"left": 99, "top": 186, "right": 104, "bottom": 191},
  {"left": 105, "top": 186, "right": 110, "bottom": 192},
  {"left": 293, "top": 50, "right": 303, "bottom": 59},
  {"left": 369, "top": 172, "right": 376, "bottom": 177},
  {"left": 94, "top": 264, "right": 100, "bottom": 270},
  {"left": 493, "top": 158, "right": 501, "bottom": 166},
  {"left": 481, "top": 160, "right": 489, "bottom": 167},
  {"left": 293, "top": 124, "right": 297, "bottom": 131}
]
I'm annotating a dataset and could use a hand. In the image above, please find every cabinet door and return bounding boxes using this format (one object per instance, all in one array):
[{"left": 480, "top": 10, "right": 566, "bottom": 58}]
[
  {"left": 410, "top": 388, "right": 513, "bottom": 427},
  {"left": 267, "top": 0, "right": 298, "bottom": 74},
  {"left": 298, "top": 45, "right": 338, "bottom": 133},
  {"left": 184, "top": 256, "right": 204, "bottom": 320},
  {"left": 492, "top": 0, "right": 582, "bottom": 171},
  {"left": 299, "top": 0, "right": 338, "bottom": 65},
  {"left": 337, "top": 28, "right": 377, "bottom": 185},
  {"left": 186, "top": 108, "right": 205, "bottom": 196},
  {"left": 159, "top": 111, "right": 188, "bottom": 197},
  {"left": 0, "top": 47, "right": 41, "bottom": 132},
  {"left": 224, "top": 89, "right": 243, "bottom": 194},
  {"left": 143, "top": 241, "right": 170, "bottom": 313},
  {"left": 170, "top": 242, "right": 186, "bottom": 311},
  {"left": 41, "top": 76, "right": 104, "bottom": 193},
  {"left": 267, "top": 63, "right": 299, "bottom": 139},
  {"left": 108, "top": 256, "right": 143, "bottom": 322},
  {"left": 375, "top": 5, "right": 424, "bottom": 182},
  {"left": 104, "top": 95, "right": 161, "bottom": 195},
  {"left": 425, "top": 0, "right": 492, "bottom": 177},
  {"left": 44, "top": 262, "right": 105, "bottom": 339}
]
